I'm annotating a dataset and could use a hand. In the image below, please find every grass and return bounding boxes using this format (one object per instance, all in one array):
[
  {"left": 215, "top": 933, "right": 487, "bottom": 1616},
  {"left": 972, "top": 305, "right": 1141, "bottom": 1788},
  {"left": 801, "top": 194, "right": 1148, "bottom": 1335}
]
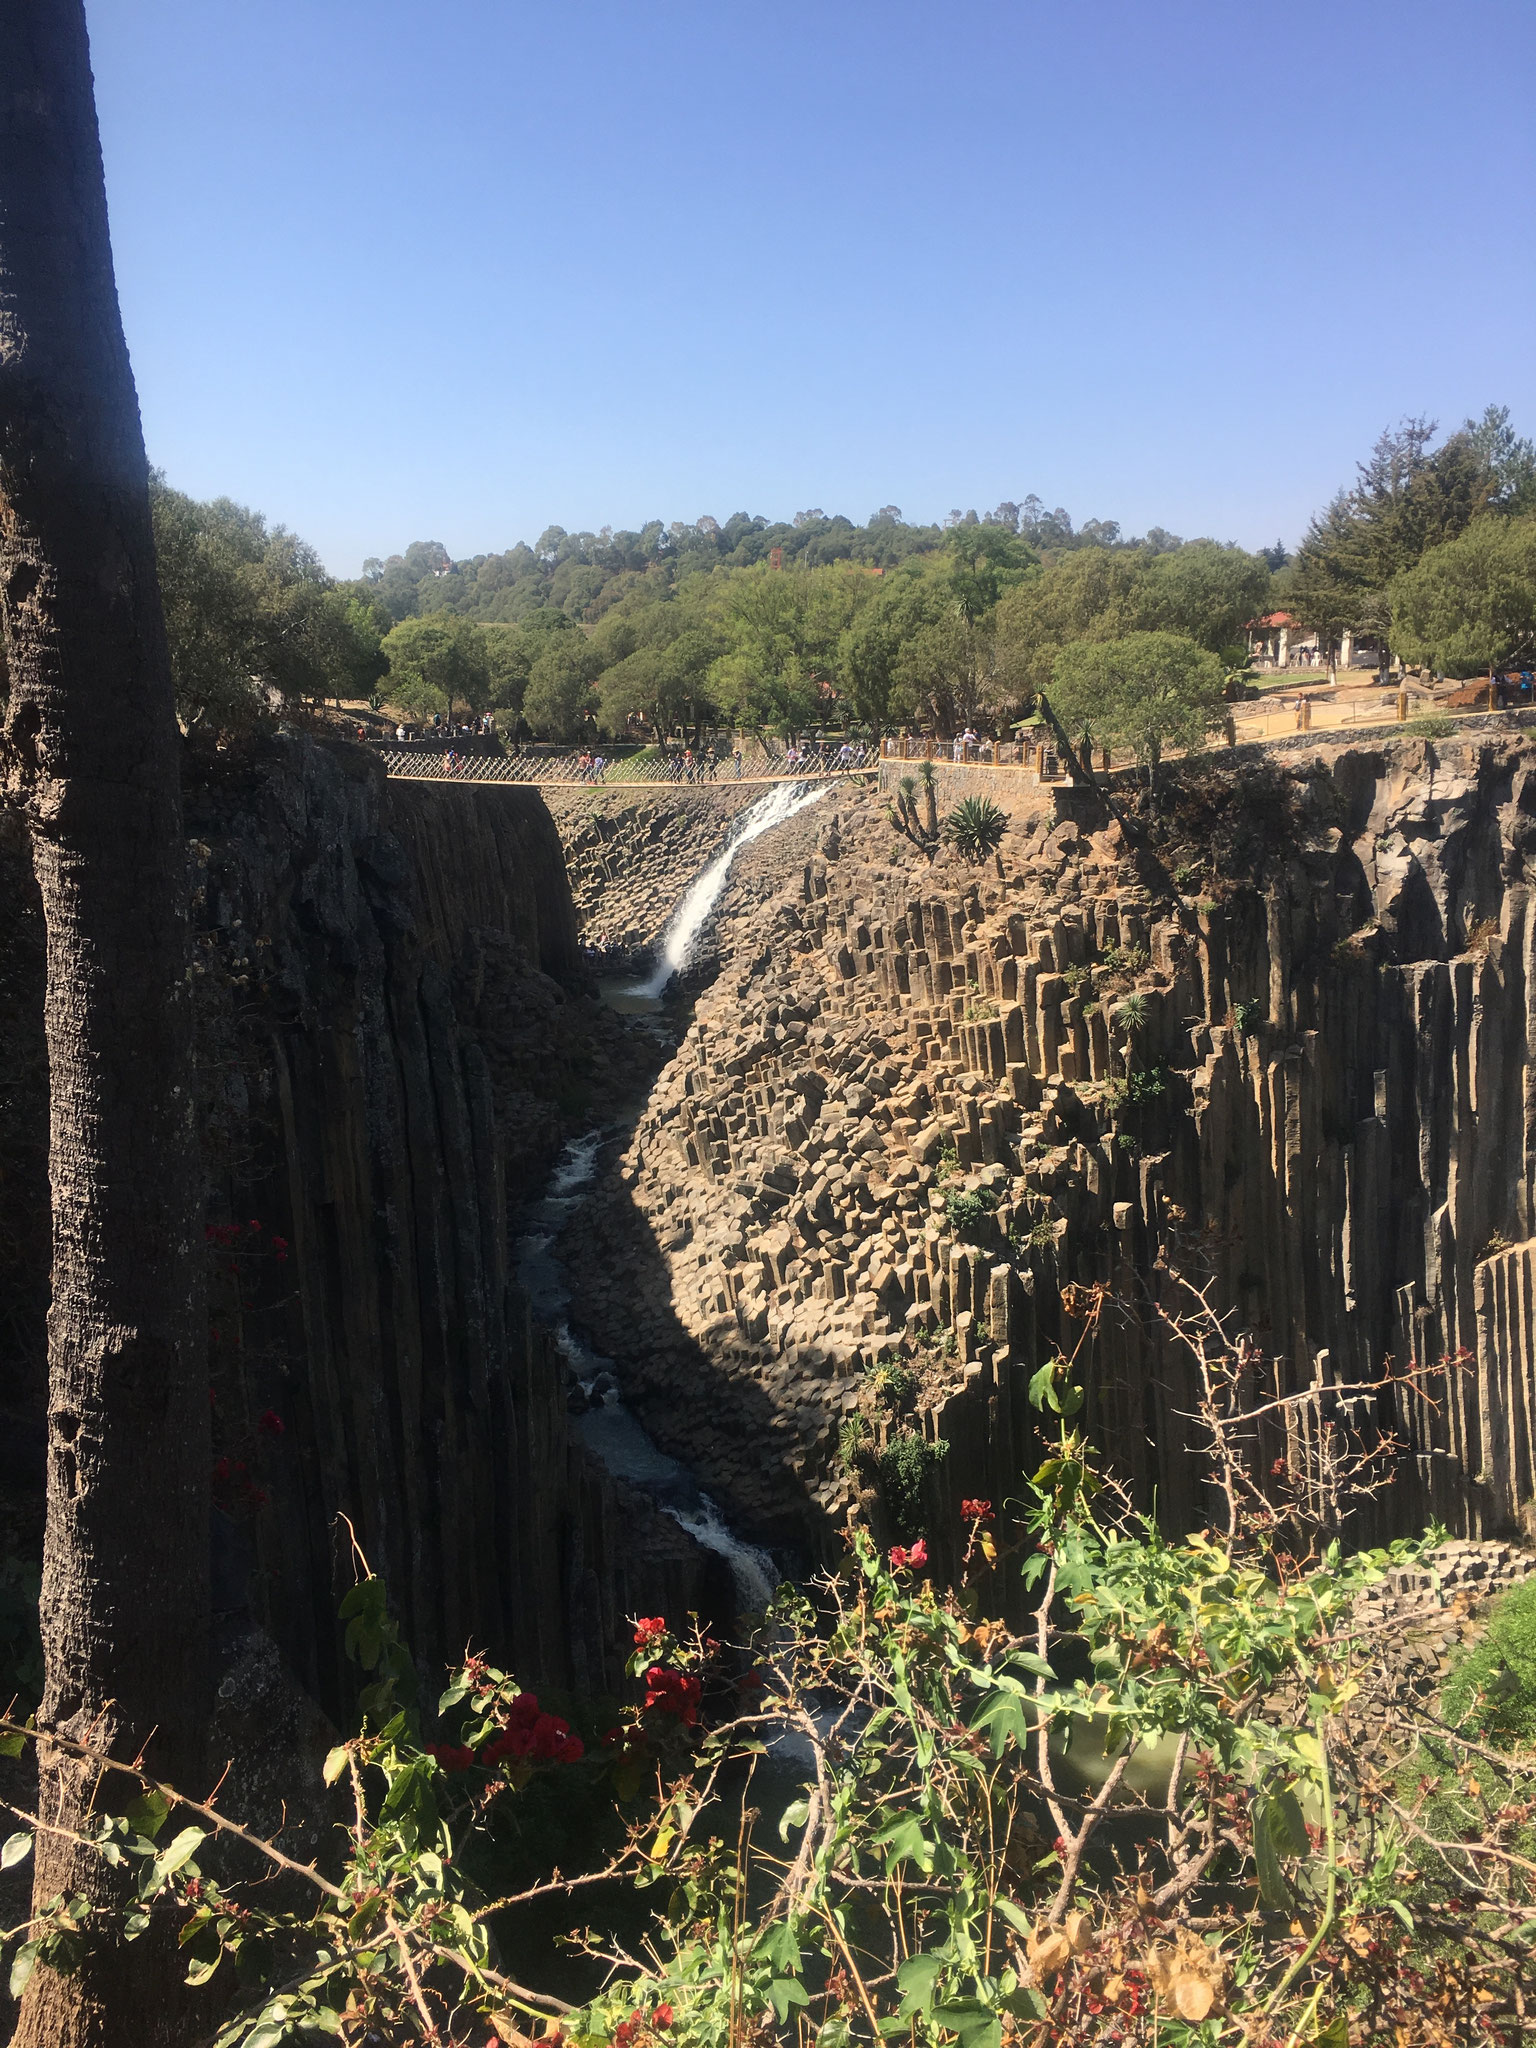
[{"left": 1440, "top": 1576, "right": 1536, "bottom": 1745}]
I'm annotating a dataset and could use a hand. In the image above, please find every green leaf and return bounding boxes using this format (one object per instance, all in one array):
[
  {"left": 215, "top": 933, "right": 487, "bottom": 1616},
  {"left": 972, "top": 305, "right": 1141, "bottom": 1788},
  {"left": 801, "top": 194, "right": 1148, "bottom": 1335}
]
[
  {"left": 755, "top": 1920, "right": 803, "bottom": 1975},
  {"left": 873, "top": 1811, "right": 934, "bottom": 1872},
  {"left": 125, "top": 1790, "right": 170, "bottom": 1840},
  {"left": 9, "top": 1941, "right": 40, "bottom": 1998},
  {"left": 152, "top": 1827, "right": 206, "bottom": 1885},
  {"left": 1270, "top": 1786, "right": 1310, "bottom": 1859},
  {"left": 1, "top": 1831, "right": 32, "bottom": 1871},
  {"left": 1314, "top": 2018, "right": 1349, "bottom": 2048},
  {"left": 777, "top": 1796, "right": 810, "bottom": 1843},
  {"left": 969, "top": 1691, "right": 1031, "bottom": 1757},
  {"left": 1252, "top": 1799, "right": 1292, "bottom": 1910},
  {"left": 992, "top": 1897, "right": 1033, "bottom": 1937},
  {"left": 896, "top": 1951, "right": 947, "bottom": 2017},
  {"left": 768, "top": 1978, "right": 810, "bottom": 2019},
  {"left": 322, "top": 1746, "right": 349, "bottom": 1787},
  {"left": 438, "top": 1681, "right": 469, "bottom": 1713},
  {"left": 932, "top": 2001, "right": 1002, "bottom": 2048}
]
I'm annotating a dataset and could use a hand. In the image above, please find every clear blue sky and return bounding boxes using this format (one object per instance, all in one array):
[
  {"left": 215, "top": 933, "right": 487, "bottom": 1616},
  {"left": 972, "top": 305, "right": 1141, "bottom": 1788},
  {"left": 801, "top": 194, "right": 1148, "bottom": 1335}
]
[{"left": 84, "top": 0, "right": 1535, "bottom": 577}]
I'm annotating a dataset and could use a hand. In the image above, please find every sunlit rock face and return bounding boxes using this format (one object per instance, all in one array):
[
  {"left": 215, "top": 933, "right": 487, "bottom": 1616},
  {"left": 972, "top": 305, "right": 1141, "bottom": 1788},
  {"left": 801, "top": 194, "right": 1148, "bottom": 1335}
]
[{"left": 563, "top": 732, "right": 1536, "bottom": 1580}]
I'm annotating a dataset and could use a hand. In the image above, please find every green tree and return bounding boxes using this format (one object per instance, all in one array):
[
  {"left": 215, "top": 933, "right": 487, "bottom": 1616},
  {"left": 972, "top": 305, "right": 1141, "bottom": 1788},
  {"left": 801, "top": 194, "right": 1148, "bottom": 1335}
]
[
  {"left": 151, "top": 477, "right": 381, "bottom": 723},
  {"left": 1464, "top": 403, "right": 1536, "bottom": 515},
  {"left": 1050, "top": 630, "right": 1225, "bottom": 786},
  {"left": 1389, "top": 516, "right": 1536, "bottom": 676},
  {"left": 523, "top": 630, "right": 601, "bottom": 739},
  {"left": 991, "top": 547, "right": 1144, "bottom": 699},
  {"left": 1140, "top": 538, "right": 1272, "bottom": 651},
  {"left": 381, "top": 615, "right": 491, "bottom": 724},
  {"left": 1289, "top": 418, "right": 1497, "bottom": 663}
]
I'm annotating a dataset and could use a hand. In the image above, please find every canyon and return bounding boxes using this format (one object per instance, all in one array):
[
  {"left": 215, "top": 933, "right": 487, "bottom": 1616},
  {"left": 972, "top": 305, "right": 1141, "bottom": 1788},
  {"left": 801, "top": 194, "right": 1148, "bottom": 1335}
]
[{"left": 5, "top": 720, "right": 1536, "bottom": 1730}]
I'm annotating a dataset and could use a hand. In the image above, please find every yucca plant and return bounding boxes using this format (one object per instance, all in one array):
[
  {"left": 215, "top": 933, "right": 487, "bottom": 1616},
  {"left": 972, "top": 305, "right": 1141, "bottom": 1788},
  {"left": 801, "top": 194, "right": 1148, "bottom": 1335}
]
[
  {"left": 944, "top": 793, "right": 1009, "bottom": 863},
  {"left": 887, "top": 760, "right": 944, "bottom": 862}
]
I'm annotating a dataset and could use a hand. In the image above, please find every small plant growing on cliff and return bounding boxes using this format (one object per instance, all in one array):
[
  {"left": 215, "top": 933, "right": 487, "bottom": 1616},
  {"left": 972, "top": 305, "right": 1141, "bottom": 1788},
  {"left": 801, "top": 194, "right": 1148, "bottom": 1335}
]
[
  {"left": 1115, "top": 991, "right": 1149, "bottom": 1033},
  {"left": 1404, "top": 712, "right": 1457, "bottom": 739},
  {"left": 1232, "top": 997, "right": 1261, "bottom": 1035},
  {"left": 944, "top": 794, "right": 1009, "bottom": 864},
  {"left": 875, "top": 1426, "right": 948, "bottom": 1539},
  {"left": 1098, "top": 940, "right": 1149, "bottom": 979},
  {"left": 934, "top": 1136, "right": 960, "bottom": 1183},
  {"left": 1061, "top": 963, "right": 1090, "bottom": 996},
  {"left": 1105, "top": 1066, "right": 1166, "bottom": 1116},
  {"left": 1173, "top": 861, "right": 1201, "bottom": 891},
  {"left": 836, "top": 1411, "right": 871, "bottom": 1473},
  {"left": 866, "top": 1357, "right": 918, "bottom": 1410},
  {"left": 945, "top": 1184, "right": 999, "bottom": 1240}
]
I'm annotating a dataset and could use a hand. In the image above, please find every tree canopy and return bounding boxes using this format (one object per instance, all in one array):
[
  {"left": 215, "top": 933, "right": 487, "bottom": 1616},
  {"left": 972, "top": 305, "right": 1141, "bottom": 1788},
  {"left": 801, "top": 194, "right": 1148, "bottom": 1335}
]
[
  {"left": 152, "top": 476, "right": 385, "bottom": 725},
  {"left": 1390, "top": 516, "right": 1536, "bottom": 676},
  {"left": 1049, "top": 631, "right": 1226, "bottom": 781},
  {"left": 149, "top": 399, "right": 1532, "bottom": 742}
]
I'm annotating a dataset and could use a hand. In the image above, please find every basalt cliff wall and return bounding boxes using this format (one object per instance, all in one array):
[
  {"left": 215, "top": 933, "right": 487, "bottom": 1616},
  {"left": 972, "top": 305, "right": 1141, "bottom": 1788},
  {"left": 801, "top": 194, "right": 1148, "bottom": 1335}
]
[
  {"left": 567, "top": 732, "right": 1536, "bottom": 1584},
  {"left": 0, "top": 736, "right": 721, "bottom": 1719}
]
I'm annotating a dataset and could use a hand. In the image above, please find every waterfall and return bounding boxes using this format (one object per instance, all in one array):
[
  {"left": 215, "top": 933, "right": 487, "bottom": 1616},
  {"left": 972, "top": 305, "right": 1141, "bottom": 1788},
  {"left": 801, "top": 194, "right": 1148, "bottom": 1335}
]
[{"left": 634, "top": 780, "right": 830, "bottom": 998}]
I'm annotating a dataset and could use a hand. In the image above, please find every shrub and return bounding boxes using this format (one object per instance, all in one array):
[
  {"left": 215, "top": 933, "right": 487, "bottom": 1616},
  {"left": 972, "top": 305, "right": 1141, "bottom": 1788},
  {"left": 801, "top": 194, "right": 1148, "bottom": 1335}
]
[
  {"left": 1440, "top": 1577, "right": 1536, "bottom": 1746},
  {"left": 875, "top": 1427, "right": 948, "bottom": 1539},
  {"left": 1403, "top": 713, "right": 1457, "bottom": 739},
  {"left": 945, "top": 1185, "right": 999, "bottom": 1238},
  {"left": 944, "top": 795, "right": 1009, "bottom": 863}
]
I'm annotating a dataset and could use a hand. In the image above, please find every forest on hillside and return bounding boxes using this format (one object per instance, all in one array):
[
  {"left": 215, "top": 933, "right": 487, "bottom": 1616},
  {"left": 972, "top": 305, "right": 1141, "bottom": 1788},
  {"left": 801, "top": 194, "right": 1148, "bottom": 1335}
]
[{"left": 152, "top": 406, "right": 1536, "bottom": 745}]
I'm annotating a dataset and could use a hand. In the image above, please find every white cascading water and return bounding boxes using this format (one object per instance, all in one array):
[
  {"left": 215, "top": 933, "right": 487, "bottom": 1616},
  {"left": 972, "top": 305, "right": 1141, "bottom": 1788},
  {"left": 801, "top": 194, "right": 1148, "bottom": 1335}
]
[{"left": 634, "top": 779, "right": 830, "bottom": 998}]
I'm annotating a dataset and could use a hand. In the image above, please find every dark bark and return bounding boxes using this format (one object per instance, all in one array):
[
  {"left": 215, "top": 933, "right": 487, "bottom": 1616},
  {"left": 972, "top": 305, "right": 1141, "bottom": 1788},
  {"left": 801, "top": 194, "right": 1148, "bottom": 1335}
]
[{"left": 1, "top": 4, "right": 205, "bottom": 2042}]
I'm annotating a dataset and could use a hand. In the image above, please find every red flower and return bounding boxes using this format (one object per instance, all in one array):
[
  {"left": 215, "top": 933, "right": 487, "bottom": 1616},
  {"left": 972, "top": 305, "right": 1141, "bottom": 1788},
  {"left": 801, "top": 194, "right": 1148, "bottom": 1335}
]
[
  {"left": 271, "top": 1235, "right": 289, "bottom": 1264},
  {"left": 961, "top": 1499, "right": 994, "bottom": 1522},
  {"left": 653, "top": 2006, "right": 674, "bottom": 2030},
  {"left": 644, "top": 1667, "right": 702, "bottom": 1727},
  {"left": 426, "top": 1743, "right": 476, "bottom": 1773},
  {"left": 889, "top": 1537, "right": 928, "bottom": 1571},
  {"left": 258, "top": 1408, "right": 285, "bottom": 1436},
  {"left": 213, "top": 1457, "right": 231, "bottom": 1483},
  {"left": 483, "top": 1692, "right": 584, "bottom": 1764},
  {"left": 248, "top": 1219, "right": 262, "bottom": 1233},
  {"left": 633, "top": 1616, "right": 667, "bottom": 1650}
]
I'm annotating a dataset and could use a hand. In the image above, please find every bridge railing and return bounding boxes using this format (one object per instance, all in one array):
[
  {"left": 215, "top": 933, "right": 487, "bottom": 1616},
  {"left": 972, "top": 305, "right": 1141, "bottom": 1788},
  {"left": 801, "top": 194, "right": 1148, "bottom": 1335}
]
[{"left": 372, "top": 739, "right": 881, "bottom": 785}]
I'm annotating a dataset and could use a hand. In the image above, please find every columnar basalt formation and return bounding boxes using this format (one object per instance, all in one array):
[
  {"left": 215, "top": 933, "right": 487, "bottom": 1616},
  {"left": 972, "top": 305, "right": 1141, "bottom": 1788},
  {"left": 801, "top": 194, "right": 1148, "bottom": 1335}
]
[
  {"left": 542, "top": 786, "right": 759, "bottom": 958},
  {"left": 0, "top": 737, "right": 721, "bottom": 1719},
  {"left": 568, "top": 732, "right": 1536, "bottom": 1571}
]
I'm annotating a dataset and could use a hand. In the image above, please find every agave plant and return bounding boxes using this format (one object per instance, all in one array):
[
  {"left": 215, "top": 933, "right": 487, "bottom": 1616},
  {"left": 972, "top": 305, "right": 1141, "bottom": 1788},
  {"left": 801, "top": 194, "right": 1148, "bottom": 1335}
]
[{"left": 944, "top": 794, "right": 1009, "bottom": 863}]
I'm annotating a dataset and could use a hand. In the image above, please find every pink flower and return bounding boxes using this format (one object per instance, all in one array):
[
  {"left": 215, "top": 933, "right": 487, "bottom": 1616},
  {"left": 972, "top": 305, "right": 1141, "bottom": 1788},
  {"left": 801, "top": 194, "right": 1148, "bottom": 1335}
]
[
  {"left": 961, "top": 1499, "right": 994, "bottom": 1522},
  {"left": 890, "top": 1538, "right": 929, "bottom": 1572}
]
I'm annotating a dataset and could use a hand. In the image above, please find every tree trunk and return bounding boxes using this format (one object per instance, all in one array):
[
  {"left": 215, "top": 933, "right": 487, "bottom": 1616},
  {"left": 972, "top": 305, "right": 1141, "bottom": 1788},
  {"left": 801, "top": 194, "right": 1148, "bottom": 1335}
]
[{"left": 1, "top": 5, "right": 206, "bottom": 2042}]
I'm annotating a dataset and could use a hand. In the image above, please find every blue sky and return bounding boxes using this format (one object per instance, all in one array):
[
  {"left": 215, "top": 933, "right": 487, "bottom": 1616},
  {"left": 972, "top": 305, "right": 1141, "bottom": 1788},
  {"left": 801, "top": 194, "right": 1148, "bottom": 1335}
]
[{"left": 85, "top": 0, "right": 1535, "bottom": 576}]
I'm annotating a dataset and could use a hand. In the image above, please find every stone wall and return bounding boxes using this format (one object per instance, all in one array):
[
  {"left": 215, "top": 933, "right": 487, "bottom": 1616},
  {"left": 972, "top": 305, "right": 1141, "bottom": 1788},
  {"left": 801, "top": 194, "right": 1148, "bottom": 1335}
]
[{"left": 876, "top": 756, "right": 1055, "bottom": 821}]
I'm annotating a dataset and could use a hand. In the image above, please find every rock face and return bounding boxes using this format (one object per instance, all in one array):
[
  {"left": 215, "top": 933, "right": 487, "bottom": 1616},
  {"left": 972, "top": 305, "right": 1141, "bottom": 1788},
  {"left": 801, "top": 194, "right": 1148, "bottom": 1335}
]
[
  {"left": 542, "top": 787, "right": 759, "bottom": 960},
  {"left": 567, "top": 733, "right": 1536, "bottom": 1574},
  {"left": 0, "top": 736, "right": 720, "bottom": 1719}
]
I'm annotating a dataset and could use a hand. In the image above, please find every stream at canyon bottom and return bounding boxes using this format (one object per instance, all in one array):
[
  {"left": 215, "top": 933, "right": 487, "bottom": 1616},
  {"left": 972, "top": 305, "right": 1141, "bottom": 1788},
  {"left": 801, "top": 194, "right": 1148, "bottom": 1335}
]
[{"left": 515, "top": 1131, "right": 779, "bottom": 1613}]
